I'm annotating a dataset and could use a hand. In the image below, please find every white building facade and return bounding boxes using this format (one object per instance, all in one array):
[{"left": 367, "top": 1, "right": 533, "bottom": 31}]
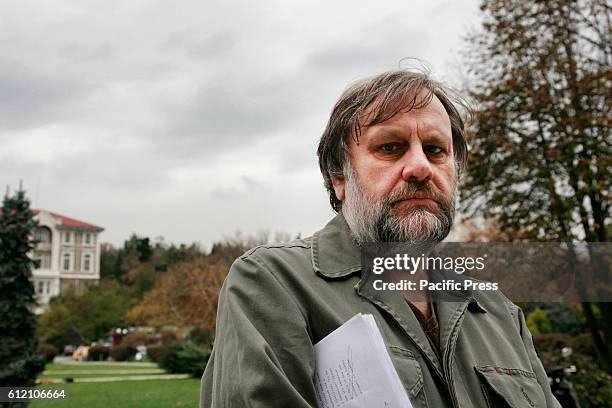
[{"left": 31, "top": 210, "right": 104, "bottom": 313}]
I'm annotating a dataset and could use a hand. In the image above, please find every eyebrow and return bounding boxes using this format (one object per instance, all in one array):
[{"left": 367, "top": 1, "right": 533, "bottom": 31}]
[{"left": 365, "top": 127, "right": 452, "bottom": 146}]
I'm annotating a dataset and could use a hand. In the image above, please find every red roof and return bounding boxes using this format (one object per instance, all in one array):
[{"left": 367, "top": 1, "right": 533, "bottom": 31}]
[{"left": 33, "top": 209, "right": 103, "bottom": 230}]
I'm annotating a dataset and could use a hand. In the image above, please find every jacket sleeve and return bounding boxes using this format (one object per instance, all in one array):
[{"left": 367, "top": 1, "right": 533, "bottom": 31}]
[
  {"left": 517, "top": 306, "right": 562, "bottom": 408},
  {"left": 200, "top": 251, "right": 317, "bottom": 408}
]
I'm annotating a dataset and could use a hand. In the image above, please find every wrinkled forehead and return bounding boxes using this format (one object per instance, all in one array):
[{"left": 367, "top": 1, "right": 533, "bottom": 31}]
[
  {"left": 357, "top": 89, "right": 450, "bottom": 133},
  {"left": 359, "top": 88, "right": 440, "bottom": 127}
]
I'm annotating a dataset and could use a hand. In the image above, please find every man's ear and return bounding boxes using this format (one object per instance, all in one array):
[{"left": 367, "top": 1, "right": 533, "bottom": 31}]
[{"left": 331, "top": 175, "right": 346, "bottom": 202}]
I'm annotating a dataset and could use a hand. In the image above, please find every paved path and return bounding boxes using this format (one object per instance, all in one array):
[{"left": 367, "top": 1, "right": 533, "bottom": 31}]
[
  {"left": 52, "top": 357, "right": 157, "bottom": 367},
  {"left": 44, "top": 369, "right": 165, "bottom": 375},
  {"left": 39, "top": 374, "right": 190, "bottom": 384}
]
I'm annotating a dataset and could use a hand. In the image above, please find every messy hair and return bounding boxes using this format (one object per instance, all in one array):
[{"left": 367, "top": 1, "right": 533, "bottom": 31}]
[{"left": 317, "top": 70, "right": 469, "bottom": 212}]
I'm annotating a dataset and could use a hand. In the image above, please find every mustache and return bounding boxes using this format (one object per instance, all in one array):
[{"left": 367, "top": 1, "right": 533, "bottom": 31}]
[{"left": 386, "top": 180, "right": 450, "bottom": 208}]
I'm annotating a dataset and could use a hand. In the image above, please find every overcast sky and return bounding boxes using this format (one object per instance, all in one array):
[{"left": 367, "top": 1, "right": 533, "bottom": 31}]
[{"left": 1, "top": 0, "right": 481, "bottom": 248}]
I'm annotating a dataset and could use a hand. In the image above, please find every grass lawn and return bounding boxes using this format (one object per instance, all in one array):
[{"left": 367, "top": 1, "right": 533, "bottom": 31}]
[
  {"left": 33, "top": 379, "right": 200, "bottom": 408},
  {"left": 45, "top": 362, "right": 157, "bottom": 371},
  {"left": 41, "top": 362, "right": 164, "bottom": 380}
]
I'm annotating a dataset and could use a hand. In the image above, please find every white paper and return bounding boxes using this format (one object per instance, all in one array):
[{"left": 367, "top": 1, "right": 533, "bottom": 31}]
[{"left": 314, "top": 314, "right": 413, "bottom": 408}]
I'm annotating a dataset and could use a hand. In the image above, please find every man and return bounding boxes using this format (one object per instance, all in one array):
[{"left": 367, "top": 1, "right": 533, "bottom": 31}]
[{"left": 200, "top": 70, "right": 560, "bottom": 407}]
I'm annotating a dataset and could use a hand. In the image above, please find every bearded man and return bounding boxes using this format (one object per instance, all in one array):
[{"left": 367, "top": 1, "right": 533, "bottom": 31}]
[{"left": 200, "top": 70, "right": 560, "bottom": 407}]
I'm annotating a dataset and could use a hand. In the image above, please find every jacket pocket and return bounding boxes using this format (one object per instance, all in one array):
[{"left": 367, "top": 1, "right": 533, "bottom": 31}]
[
  {"left": 474, "top": 365, "right": 547, "bottom": 408},
  {"left": 389, "top": 346, "right": 428, "bottom": 407}
]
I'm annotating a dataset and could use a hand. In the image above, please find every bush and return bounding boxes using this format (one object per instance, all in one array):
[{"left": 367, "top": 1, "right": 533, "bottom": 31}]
[
  {"left": 146, "top": 344, "right": 168, "bottom": 363},
  {"left": 110, "top": 345, "right": 137, "bottom": 361},
  {"left": 572, "top": 357, "right": 612, "bottom": 408},
  {"left": 159, "top": 341, "right": 210, "bottom": 377},
  {"left": 526, "top": 308, "right": 552, "bottom": 335},
  {"left": 188, "top": 328, "right": 212, "bottom": 347},
  {"left": 37, "top": 344, "right": 58, "bottom": 363},
  {"left": 89, "top": 345, "right": 110, "bottom": 361},
  {"left": 534, "top": 333, "right": 612, "bottom": 408},
  {"left": 121, "top": 331, "right": 154, "bottom": 347},
  {"left": 546, "top": 303, "right": 582, "bottom": 335},
  {"left": 158, "top": 329, "right": 181, "bottom": 346}
]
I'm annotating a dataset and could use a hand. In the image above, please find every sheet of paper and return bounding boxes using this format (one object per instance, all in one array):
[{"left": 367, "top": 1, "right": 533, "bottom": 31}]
[{"left": 314, "top": 314, "right": 413, "bottom": 408}]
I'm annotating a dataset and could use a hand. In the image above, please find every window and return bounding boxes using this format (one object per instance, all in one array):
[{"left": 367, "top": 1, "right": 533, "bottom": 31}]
[
  {"left": 41, "top": 252, "right": 51, "bottom": 269},
  {"left": 37, "top": 281, "right": 44, "bottom": 294},
  {"left": 62, "top": 253, "right": 71, "bottom": 271},
  {"left": 64, "top": 232, "right": 71, "bottom": 243},
  {"left": 34, "top": 252, "right": 51, "bottom": 269},
  {"left": 34, "top": 227, "right": 51, "bottom": 243},
  {"left": 45, "top": 281, "right": 50, "bottom": 294},
  {"left": 83, "top": 254, "right": 91, "bottom": 272},
  {"left": 85, "top": 233, "right": 91, "bottom": 244}
]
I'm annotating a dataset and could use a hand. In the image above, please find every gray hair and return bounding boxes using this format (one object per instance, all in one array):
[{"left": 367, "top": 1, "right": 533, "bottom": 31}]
[{"left": 317, "top": 70, "right": 469, "bottom": 212}]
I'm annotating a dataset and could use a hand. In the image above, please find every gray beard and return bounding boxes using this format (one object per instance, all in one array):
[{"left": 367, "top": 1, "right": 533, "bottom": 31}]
[{"left": 341, "top": 163, "right": 456, "bottom": 245}]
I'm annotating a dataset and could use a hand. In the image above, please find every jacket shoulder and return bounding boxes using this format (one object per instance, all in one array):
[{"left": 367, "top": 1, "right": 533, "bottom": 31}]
[{"left": 239, "top": 237, "right": 313, "bottom": 262}]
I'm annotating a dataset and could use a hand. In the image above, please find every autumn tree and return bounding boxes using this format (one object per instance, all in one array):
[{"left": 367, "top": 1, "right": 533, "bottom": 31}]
[
  {"left": 126, "top": 231, "right": 294, "bottom": 339},
  {"left": 461, "top": 0, "right": 610, "bottom": 369},
  {"left": 127, "top": 257, "right": 228, "bottom": 337}
]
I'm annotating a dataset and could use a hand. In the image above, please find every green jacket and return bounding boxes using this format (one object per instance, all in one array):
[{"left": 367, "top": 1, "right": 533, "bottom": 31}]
[{"left": 200, "top": 214, "right": 560, "bottom": 407}]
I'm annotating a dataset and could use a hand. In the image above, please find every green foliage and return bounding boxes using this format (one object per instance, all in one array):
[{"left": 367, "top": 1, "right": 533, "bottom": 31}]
[
  {"left": 576, "top": 303, "right": 601, "bottom": 326},
  {"left": 0, "top": 188, "right": 46, "bottom": 387},
  {"left": 129, "top": 266, "right": 156, "bottom": 298},
  {"left": 160, "top": 243, "right": 202, "bottom": 270},
  {"left": 546, "top": 303, "right": 583, "bottom": 335},
  {"left": 124, "top": 234, "right": 153, "bottom": 262},
  {"left": 33, "top": 379, "right": 201, "bottom": 408},
  {"left": 100, "top": 244, "right": 123, "bottom": 280},
  {"left": 527, "top": 308, "right": 552, "bottom": 335},
  {"left": 534, "top": 334, "right": 611, "bottom": 408},
  {"left": 159, "top": 341, "right": 210, "bottom": 377},
  {"left": 38, "top": 281, "right": 134, "bottom": 350},
  {"left": 571, "top": 355, "right": 612, "bottom": 408},
  {"left": 188, "top": 328, "right": 213, "bottom": 348}
]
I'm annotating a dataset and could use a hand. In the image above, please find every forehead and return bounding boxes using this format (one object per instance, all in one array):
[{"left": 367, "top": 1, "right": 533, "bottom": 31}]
[{"left": 357, "top": 93, "right": 452, "bottom": 141}]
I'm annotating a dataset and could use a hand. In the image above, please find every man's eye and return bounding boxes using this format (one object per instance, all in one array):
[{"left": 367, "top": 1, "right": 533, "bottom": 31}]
[
  {"left": 424, "top": 145, "right": 444, "bottom": 155},
  {"left": 380, "top": 144, "right": 399, "bottom": 153}
]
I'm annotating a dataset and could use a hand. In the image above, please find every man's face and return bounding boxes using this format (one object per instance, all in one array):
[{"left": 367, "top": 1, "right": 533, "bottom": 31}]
[{"left": 332, "top": 94, "right": 457, "bottom": 244}]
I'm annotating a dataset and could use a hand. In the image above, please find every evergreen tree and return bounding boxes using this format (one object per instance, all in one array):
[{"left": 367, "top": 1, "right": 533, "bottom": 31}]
[{"left": 0, "top": 187, "right": 46, "bottom": 388}]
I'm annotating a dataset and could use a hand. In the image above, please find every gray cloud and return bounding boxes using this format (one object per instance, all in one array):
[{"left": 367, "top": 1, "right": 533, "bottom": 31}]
[
  {"left": 59, "top": 43, "right": 115, "bottom": 64},
  {"left": 1, "top": 0, "right": 481, "bottom": 246},
  {"left": 0, "top": 57, "right": 95, "bottom": 131}
]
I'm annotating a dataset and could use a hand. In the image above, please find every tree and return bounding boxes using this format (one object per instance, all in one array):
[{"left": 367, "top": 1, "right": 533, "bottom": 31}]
[
  {"left": 527, "top": 307, "right": 553, "bottom": 335},
  {"left": 100, "top": 243, "right": 123, "bottom": 280},
  {"left": 38, "top": 281, "right": 134, "bottom": 350},
  {"left": 124, "top": 234, "right": 153, "bottom": 263},
  {"left": 126, "top": 257, "right": 228, "bottom": 336},
  {"left": 0, "top": 187, "right": 46, "bottom": 388},
  {"left": 461, "top": 0, "right": 611, "bottom": 370}
]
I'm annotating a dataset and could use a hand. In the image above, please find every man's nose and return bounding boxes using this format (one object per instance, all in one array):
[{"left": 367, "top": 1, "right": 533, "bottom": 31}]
[{"left": 400, "top": 146, "right": 433, "bottom": 182}]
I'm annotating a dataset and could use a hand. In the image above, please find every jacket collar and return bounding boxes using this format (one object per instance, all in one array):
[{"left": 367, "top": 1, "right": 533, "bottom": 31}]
[
  {"left": 312, "top": 213, "right": 362, "bottom": 278},
  {"left": 311, "top": 213, "right": 489, "bottom": 313}
]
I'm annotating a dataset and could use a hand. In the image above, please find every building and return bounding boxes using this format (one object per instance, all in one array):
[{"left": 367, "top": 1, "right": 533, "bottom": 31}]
[{"left": 31, "top": 209, "right": 104, "bottom": 313}]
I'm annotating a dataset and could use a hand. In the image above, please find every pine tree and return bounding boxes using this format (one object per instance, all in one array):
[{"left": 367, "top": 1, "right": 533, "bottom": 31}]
[{"left": 0, "top": 187, "right": 46, "bottom": 388}]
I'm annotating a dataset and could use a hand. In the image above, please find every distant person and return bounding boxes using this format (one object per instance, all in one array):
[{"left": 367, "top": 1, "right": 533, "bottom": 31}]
[{"left": 200, "top": 70, "right": 561, "bottom": 407}]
